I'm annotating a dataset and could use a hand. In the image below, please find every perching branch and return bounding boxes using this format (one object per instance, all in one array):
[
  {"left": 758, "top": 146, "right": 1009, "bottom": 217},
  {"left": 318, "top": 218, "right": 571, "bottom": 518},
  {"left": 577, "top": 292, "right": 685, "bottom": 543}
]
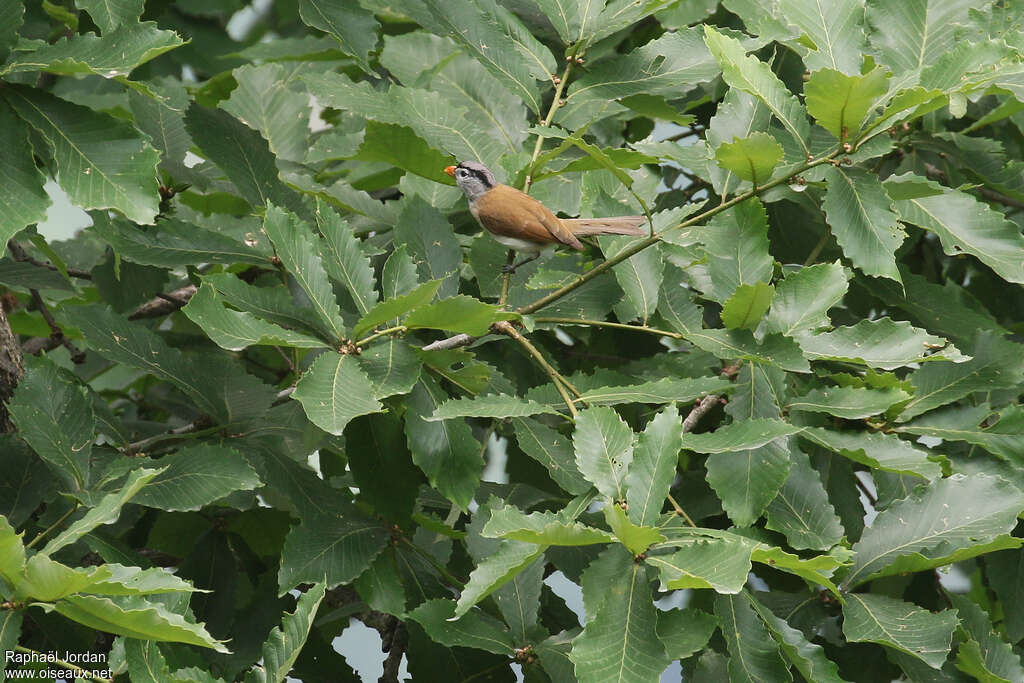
[
  {"left": 129, "top": 284, "right": 197, "bottom": 320},
  {"left": 492, "top": 320, "right": 580, "bottom": 417},
  {"left": 7, "top": 239, "right": 93, "bottom": 280}
]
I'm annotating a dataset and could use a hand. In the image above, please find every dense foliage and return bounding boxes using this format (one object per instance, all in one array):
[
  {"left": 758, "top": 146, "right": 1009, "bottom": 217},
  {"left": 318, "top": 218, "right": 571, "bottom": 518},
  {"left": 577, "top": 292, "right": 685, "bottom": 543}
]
[{"left": 1, "top": 0, "right": 1024, "bottom": 681}]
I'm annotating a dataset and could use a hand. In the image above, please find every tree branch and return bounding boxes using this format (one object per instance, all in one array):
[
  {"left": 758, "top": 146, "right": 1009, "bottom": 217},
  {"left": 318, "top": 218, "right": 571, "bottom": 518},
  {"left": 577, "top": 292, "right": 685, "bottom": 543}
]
[
  {"left": 0, "top": 304, "right": 26, "bottom": 432},
  {"left": 492, "top": 320, "right": 580, "bottom": 417},
  {"left": 129, "top": 284, "right": 197, "bottom": 320},
  {"left": 682, "top": 394, "right": 720, "bottom": 433},
  {"left": 7, "top": 239, "right": 92, "bottom": 280},
  {"left": 28, "top": 288, "right": 85, "bottom": 363},
  {"left": 922, "top": 160, "right": 1024, "bottom": 209}
]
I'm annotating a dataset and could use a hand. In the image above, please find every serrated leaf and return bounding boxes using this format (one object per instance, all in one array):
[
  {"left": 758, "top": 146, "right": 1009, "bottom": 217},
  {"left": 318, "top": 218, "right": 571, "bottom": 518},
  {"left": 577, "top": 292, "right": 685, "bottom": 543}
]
[
  {"left": 844, "top": 473, "right": 1024, "bottom": 588},
  {"left": 278, "top": 512, "right": 389, "bottom": 592},
  {"left": 43, "top": 467, "right": 163, "bottom": 556},
  {"left": 221, "top": 63, "right": 311, "bottom": 164},
  {"left": 822, "top": 166, "right": 906, "bottom": 283},
  {"left": 84, "top": 564, "right": 203, "bottom": 597},
  {"left": 950, "top": 593, "right": 1024, "bottom": 683},
  {"left": 8, "top": 356, "right": 94, "bottom": 492},
  {"left": 249, "top": 582, "right": 325, "bottom": 683},
  {"left": 297, "top": 0, "right": 378, "bottom": 72},
  {"left": 888, "top": 173, "right": 1024, "bottom": 283},
  {"left": 0, "top": 0, "right": 24, "bottom": 61},
  {"left": 532, "top": 0, "right": 605, "bottom": 45},
  {"left": 129, "top": 445, "right": 262, "bottom": 512},
  {"left": 571, "top": 546, "right": 670, "bottom": 682},
  {"left": 429, "top": 394, "right": 560, "bottom": 421},
  {"left": 0, "top": 100, "right": 50, "bottom": 241},
  {"left": 899, "top": 331, "right": 1024, "bottom": 422},
  {"left": 722, "top": 281, "right": 775, "bottom": 330},
  {"left": 625, "top": 405, "right": 684, "bottom": 527},
  {"left": 483, "top": 504, "right": 613, "bottom": 546},
  {"left": 3, "top": 85, "right": 160, "bottom": 224},
  {"left": 779, "top": 0, "right": 865, "bottom": 74},
  {"left": 647, "top": 529, "right": 757, "bottom": 593},
  {"left": 2, "top": 22, "right": 184, "bottom": 80},
  {"left": 292, "top": 352, "right": 382, "bottom": 436},
  {"left": 787, "top": 385, "right": 911, "bottom": 419},
  {"left": 802, "top": 426, "right": 941, "bottom": 479},
  {"left": 842, "top": 593, "right": 956, "bottom": 668},
  {"left": 602, "top": 237, "right": 662, "bottom": 325},
  {"left": 74, "top": 0, "right": 143, "bottom": 33},
  {"left": 680, "top": 418, "right": 801, "bottom": 454},
  {"left": 353, "top": 279, "right": 442, "bottom": 340},
  {"left": 797, "top": 318, "right": 966, "bottom": 370},
  {"left": 765, "top": 262, "right": 850, "bottom": 336},
  {"left": 657, "top": 608, "right": 719, "bottom": 660},
  {"left": 604, "top": 504, "right": 665, "bottom": 555},
  {"left": 403, "top": 295, "right": 519, "bottom": 337},
  {"left": 314, "top": 201, "right": 378, "bottom": 317},
  {"left": 409, "top": 599, "right": 515, "bottom": 655},
  {"left": 574, "top": 407, "right": 634, "bottom": 500},
  {"left": 512, "top": 418, "right": 592, "bottom": 495},
  {"left": 765, "top": 450, "right": 845, "bottom": 550},
  {"left": 714, "top": 132, "right": 784, "bottom": 186},
  {"left": 454, "top": 541, "right": 545, "bottom": 619},
  {"left": 578, "top": 377, "right": 733, "bottom": 406},
  {"left": 746, "top": 590, "right": 851, "bottom": 682},
  {"left": 707, "top": 89, "right": 771, "bottom": 196},
  {"left": 895, "top": 404, "right": 1024, "bottom": 461},
  {"left": 48, "top": 594, "right": 228, "bottom": 652},
  {"left": 704, "top": 25, "right": 811, "bottom": 156},
  {"left": 707, "top": 439, "right": 791, "bottom": 527},
  {"left": 805, "top": 68, "right": 890, "bottom": 139},
  {"left": 183, "top": 283, "right": 328, "bottom": 351},
  {"left": 866, "top": 0, "right": 973, "bottom": 76},
  {"left": 716, "top": 592, "right": 793, "bottom": 683},
  {"left": 204, "top": 273, "right": 326, "bottom": 340},
  {"left": 703, "top": 197, "right": 773, "bottom": 303},
  {"left": 357, "top": 338, "right": 422, "bottom": 400},
  {"left": 263, "top": 203, "right": 347, "bottom": 342}
]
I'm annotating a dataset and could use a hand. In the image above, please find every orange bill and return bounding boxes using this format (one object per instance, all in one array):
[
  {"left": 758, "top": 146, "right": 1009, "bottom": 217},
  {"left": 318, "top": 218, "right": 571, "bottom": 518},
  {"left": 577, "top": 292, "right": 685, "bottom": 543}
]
[{"left": 444, "top": 165, "right": 456, "bottom": 177}]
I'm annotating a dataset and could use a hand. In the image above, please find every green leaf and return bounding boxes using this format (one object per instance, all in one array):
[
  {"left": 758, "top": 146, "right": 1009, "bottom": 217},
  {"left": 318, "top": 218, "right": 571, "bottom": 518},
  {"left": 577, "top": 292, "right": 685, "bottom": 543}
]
[
  {"left": 657, "top": 608, "right": 719, "bottom": 661},
  {"left": 18, "top": 554, "right": 108, "bottom": 602},
  {"left": 532, "top": 0, "right": 604, "bottom": 45},
  {"left": 716, "top": 592, "right": 792, "bottom": 683},
  {"left": 0, "top": 0, "right": 24, "bottom": 62},
  {"left": 263, "top": 203, "right": 347, "bottom": 342},
  {"left": 203, "top": 273, "right": 326, "bottom": 340},
  {"left": 578, "top": 377, "right": 733, "bottom": 406},
  {"left": 482, "top": 504, "right": 613, "bottom": 546},
  {"left": 404, "top": 376, "right": 482, "bottom": 508},
  {"left": 1, "top": 22, "right": 184, "bottom": 79},
  {"left": 765, "top": 262, "right": 850, "bottom": 336},
  {"left": 0, "top": 100, "right": 50, "bottom": 241},
  {"left": 779, "top": 0, "right": 865, "bottom": 74},
  {"left": 714, "top": 133, "right": 784, "bottom": 186},
  {"left": 353, "top": 279, "right": 441, "bottom": 340},
  {"left": 704, "top": 25, "right": 811, "bottom": 156},
  {"left": 707, "top": 89, "right": 771, "bottom": 196},
  {"left": 604, "top": 504, "right": 665, "bottom": 555},
  {"left": 801, "top": 426, "right": 941, "bottom": 479},
  {"left": 571, "top": 546, "right": 670, "bottom": 683},
  {"left": 354, "top": 121, "right": 454, "bottom": 185},
  {"left": 278, "top": 512, "right": 389, "bottom": 592},
  {"left": 602, "top": 237, "right": 662, "bottom": 325},
  {"left": 357, "top": 338, "right": 422, "bottom": 400},
  {"left": 84, "top": 564, "right": 203, "bottom": 597},
  {"left": 703, "top": 198, "right": 773, "bottom": 303},
  {"left": 0, "top": 438, "right": 53, "bottom": 529},
  {"left": 313, "top": 202, "right": 378, "bottom": 317},
  {"left": 291, "top": 352, "right": 383, "bottom": 436},
  {"left": 895, "top": 404, "right": 1024, "bottom": 461},
  {"left": 822, "top": 166, "right": 906, "bottom": 283},
  {"left": 42, "top": 467, "right": 163, "bottom": 556},
  {"left": 950, "top": 594, "right": 1024, "bottom": 683},
  {"left": 297, "top": 0, "right": 378, "bottom": 72},
  {"left": 680, "top": 418, "right": 801, "bottom": 454},
  {"left": 221, "top": 63, "right": 312, "bottom": 164},
  {"left": 899, "top": 331, "right": 1024, "bottom": 422},
  {"left": 866, "top": 0, "right": 973, "bottom": 76},
  {"left": 90, "top": 214, "right": 271, "bottom": 268},
  {"left": 787, "top": 385, "right": 911, "bottom": 419},
  {"left": 706, "top": 439, "right": 791, "bottom": 527},
  {"left": 691, "top": 329, "right": 812, "bottom": 373},
  {"left": 844, "top": 473, "right": 1024, "bottom": 588},
  {"left": 3, "top": 85, "right": 160, "bottom": 224},
  {"left": 129, "top": 445, "right": 262, "bottom": 512},
  {"left": 805, "top": 68, "right": 890, "bottom": 139},
  {"left": 183, "top": 283, "right": 328, "bottom": 351},
  {"left": 888, "top": 173, "right": 1024, "bottom": 283},
  {"left": 751, "top": 545, "right": 844, "bottom": 595},
  {"left": 647, "top": 529, "right": 757, "bottom": 593},
  {"left": 74, "top": 0, "right": 143, "bottom": 32},
  {"left": 721, "top": 281, "right": 775, "bottom": 330},
  {"left": 404, "top": 295, "right": 519, "bottom": 337},
  {"left": 0, "top": 516, "right": 26, "bottom": 589},
  {"left": 184, "top": 105, "right": 307, "bottom": 219},
  {"left": 746, "top": 590, "right": 851, "bottom": 682},
  {"left": 796, "top": 318, "right": 966, "bottom": 370},
  {"left": 765, "top": 450, "right": 844, "bottom": 550},
  {"left": 429, "top": 394, "right": 560, "bottom": 421},
  {"left": 842, "top": 593, "right": 956, "bottom": 669},
  {"left": 8, "top": 356, "right": 94, "bottom": 492},
  {"left": 454, "top": 541, "right": 544, "bottom": 619},
  {"left": 625, "top": 405, "right": 684, "bottom": 527},
  {"left": 574, "top": 407, "right": 635, "bottom": 500},
  {"left": 248, "top": 582, "right": 326, "bottom": 683},
  {"left": 512, "top": 417, "right": 592, "bottom": 495},
  {"left": 493, "top": 556, "right": 543, "bottom": 645},
  {"left": 409, "top": 599, "right": 514, "bottom": 655}
]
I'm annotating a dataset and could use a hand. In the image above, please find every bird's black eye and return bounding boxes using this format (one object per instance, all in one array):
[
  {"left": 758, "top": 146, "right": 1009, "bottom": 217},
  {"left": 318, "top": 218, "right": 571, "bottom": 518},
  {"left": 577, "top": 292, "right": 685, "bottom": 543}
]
[{"left": 456, "top": 169, "right": 467, "bottom": 177}]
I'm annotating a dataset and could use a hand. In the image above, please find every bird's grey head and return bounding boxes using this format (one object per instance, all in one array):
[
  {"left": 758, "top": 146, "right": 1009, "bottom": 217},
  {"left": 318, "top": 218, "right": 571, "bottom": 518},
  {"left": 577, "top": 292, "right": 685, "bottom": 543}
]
[{"left": 451, "top": 161, "right": 496, "bottom": 201}]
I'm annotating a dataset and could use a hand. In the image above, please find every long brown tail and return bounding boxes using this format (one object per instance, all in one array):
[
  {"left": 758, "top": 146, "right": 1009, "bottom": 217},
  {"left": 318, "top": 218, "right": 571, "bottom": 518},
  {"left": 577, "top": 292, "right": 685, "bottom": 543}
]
[{"left": 562, "top": 216, "right": 646, "bottom": 236}]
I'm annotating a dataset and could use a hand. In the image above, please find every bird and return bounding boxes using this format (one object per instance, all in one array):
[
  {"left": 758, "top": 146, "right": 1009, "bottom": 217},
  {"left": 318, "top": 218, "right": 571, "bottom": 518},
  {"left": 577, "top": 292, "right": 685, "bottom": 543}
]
[{"left": 445, "top": 161, "right": 647, "bottom": 272}]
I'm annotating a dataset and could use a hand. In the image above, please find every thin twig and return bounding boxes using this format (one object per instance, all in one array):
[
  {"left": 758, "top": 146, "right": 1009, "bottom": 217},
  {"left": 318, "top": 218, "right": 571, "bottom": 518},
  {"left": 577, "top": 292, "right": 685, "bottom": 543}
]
[
  {"left": 682, "top": 395, "right": 719, "bottom": 433},
  {"left": 355, "top": 325, "right": 406, "bottom": 347},
  {"left": 28, "top": 288, "right": 85, "bottom": 363},
  {"left": 662, "top": 126, "right": 705, "bottom": 143},
  {"left": 492, "top": 320, "right": 579, "bottom": 417},
  {"left": 26, "top": 504, "right": 78, "bottom": 549},
  {"left": 7, "top": 240, "right": 92, "bottom": 280},
  {"left": 421, "top": 333, "right": 477, "bottom": 352},
  {"left": 666, "top": 493, "right": 696, "bottom": 527},
  {"left": 922, "top": 161, "right": 1024, "bottom": 209},
  {"left": 129, "top": 284, "right": 197, "bottom": 320}
]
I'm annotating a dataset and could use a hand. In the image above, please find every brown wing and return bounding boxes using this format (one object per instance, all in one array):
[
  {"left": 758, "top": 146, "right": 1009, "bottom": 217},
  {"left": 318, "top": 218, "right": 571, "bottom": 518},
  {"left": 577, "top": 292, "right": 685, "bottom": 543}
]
[{"left": 472, "top": 185, "right": 584, "bottom": 250}]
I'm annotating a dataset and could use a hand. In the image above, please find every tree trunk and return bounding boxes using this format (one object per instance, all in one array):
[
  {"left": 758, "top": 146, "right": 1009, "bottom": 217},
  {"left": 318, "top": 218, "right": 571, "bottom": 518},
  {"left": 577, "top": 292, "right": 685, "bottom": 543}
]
[{"left": 0, "top": 304, "right": 25, "bottom": 432}]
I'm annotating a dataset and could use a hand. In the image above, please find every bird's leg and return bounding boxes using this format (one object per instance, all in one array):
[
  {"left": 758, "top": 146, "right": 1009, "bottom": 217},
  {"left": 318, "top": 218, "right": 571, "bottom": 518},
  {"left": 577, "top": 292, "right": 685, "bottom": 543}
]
[{"left": 501, "top": 253, "right": 541, "bottom": 274}]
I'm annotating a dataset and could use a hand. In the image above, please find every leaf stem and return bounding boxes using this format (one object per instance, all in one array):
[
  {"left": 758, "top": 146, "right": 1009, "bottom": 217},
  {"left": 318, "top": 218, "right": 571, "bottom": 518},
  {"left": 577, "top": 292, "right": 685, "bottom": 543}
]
[
  {"left": 399, "top": 536, "right": 466, "bottom": 588},
  {"left": 517, "top": 150, "right": 842, "bottom": 316},
  {"left": 26, "top": 504, "right": 78, "bottom": 549},
  {"left": 666, "top": 493, "right": 696, "bottom": 527},
  {"left": 355, "top": 325, "right": 406, "bottom": 347},
  {"left": 492, "top": 321, "right": 580, "bottom": 416}
]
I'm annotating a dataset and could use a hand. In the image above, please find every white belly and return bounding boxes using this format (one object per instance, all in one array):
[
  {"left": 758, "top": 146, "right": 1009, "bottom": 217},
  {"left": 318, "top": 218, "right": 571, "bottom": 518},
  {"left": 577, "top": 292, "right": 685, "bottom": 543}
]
[{"left": 491, "top": 234, "right": 548, "bottom": 255}]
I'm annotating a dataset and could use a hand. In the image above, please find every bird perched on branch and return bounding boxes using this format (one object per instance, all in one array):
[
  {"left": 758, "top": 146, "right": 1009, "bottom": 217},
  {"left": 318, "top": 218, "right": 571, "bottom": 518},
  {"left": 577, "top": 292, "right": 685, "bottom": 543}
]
[{"left": 445, "top": 161, "right": 646, "bottom": 272}]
